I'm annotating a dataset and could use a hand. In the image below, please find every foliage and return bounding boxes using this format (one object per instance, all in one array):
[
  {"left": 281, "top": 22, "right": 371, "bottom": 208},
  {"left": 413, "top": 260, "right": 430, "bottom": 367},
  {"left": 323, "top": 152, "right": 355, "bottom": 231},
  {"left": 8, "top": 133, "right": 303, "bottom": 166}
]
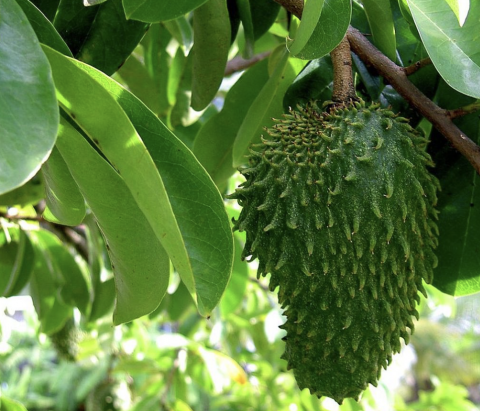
[{"left": 1, "top": 0, "right": 480, "bottom": 409}]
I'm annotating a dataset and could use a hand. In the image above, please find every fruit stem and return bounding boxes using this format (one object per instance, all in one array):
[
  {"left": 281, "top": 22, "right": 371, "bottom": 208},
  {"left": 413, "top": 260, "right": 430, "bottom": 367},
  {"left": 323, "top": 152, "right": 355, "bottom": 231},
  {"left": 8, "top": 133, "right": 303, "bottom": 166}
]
[{"left": 330, "top": 36, "right": 358, "bottom": 104}]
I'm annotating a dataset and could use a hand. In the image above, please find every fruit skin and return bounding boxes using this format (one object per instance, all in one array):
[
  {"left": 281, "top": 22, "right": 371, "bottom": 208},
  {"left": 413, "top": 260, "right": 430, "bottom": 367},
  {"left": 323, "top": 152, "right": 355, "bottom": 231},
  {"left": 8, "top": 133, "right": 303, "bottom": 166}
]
[{"left": 229, "top": 100, "right": 439, "bottom": 403}]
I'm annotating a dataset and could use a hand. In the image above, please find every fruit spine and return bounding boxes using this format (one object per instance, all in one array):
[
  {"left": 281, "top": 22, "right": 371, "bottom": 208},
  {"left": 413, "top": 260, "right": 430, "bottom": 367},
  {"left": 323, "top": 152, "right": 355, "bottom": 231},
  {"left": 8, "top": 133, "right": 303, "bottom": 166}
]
[{"left": 229, "top": 100, "right": 439, "bottom": 403}]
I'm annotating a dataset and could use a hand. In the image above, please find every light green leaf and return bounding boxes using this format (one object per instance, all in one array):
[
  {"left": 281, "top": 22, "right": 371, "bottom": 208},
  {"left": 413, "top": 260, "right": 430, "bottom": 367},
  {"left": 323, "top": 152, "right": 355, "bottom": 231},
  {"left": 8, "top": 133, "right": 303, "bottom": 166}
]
[
  {"left": 0, "top": 0, "right": 58, "bottom": 195},
  {"left": 122, "top": 0, "right": 208, "bottom": 22},
  {"left": 443, "top": 0, "right": 470, "bottom": 26},
  {"left": 56, "top": 116, "right": 170, "bottom": 324},
  {"left": 361, "top": 0, "right": 396, "bottom": 61},
  {"left": 407, "top": 0, "right": 480, "bottom": 98},
  {"left": 193, "top": 59, "right": 270, "bottom": 189},
  {"left": 191, "top": 0, "right": 231, "bottom": 111},
  {"left": 289, "top": 0, "right": 351, "bottom": 60},
  {"left": 288, "top": 0, "right": 324, "bottom": 56},
  {"left": 232, "top": 49, "right": 307, "bottom": 166},
  {"left": 43, "top": 45, "right": 233, "bottom": 317},
  {"left": 1, "top": 397, "right": 28, "bottom": 411},
  {"left": 42, "top": 147, "right": 86, "bottom": 226}
]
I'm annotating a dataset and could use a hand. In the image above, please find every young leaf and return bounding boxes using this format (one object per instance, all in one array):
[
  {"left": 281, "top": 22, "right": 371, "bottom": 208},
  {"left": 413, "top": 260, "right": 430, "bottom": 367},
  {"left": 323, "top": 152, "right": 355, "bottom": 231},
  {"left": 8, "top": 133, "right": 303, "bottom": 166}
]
[
  {"left": 288, "top": 0, "right": 351, "bottom": 60},
  {"left": 0, "top": 0, "right": 58, "bottom": 195},
  {"left": 56, "top": 116, "right": 170, "bottom": 324},
  {"left": 360, "top": 0, "right": 396, "bottom": 61},
  {"left": 43, "top": 45, "right": 233, "bottom": 317},
  {"left": 193, "top": 59, "right": 270, "bottom": 189},
  {"left": 191, "top": 0, "right": 231, "bottom": 111},
  {"left": 53, "top": 0, "right": 149, "bottom": 75},
  {"left": 407, "top": 0, "right": 480, "bottom": 98},
  {"left": 122, "top": 0, "right": 209, "bottom": 23},
  {"left": 42, "top": 147, "right": 86, "bottom": 226}
]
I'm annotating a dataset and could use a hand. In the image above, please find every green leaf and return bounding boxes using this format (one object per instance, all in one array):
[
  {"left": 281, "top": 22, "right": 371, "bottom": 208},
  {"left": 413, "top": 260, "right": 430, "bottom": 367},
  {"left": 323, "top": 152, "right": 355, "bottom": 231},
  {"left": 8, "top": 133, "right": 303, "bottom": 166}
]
[
  {"left": 288, "top": 0, "right": 325, "bottom": 56},
  {"left": 360, "top": 0, "right": 396, "bottom": 61},
  {"left": 56, "top": 116, "right": 170, "bottom": 324},
  {"left": 122, "top": 0, "right": 208, "bottom": 22},
  {"left": 249, "top": 0, "right": 280, "bottom": 40},
  {"left": 431, "top": 81, "right": 480, "bottom": 296},
  {"left": 193, "top": 58, "right": 270, "bottom": 189},
  {"left": 75, "top": 56, "right": 234, "bottom": 317},
  {"left": 236, "top": 0, "right": 255, "bottom": 58},
  {"left": 53, "top": 0, "right": 149, "bottom": 75},
  {"left": 15, "top": 0, "right": 72, "bottom": 56},
  {"left": 288, "top": 0, "right": 351, "bottom": 60},
  {"left": 42, "top": 147, "right": 86, "bottom": 226},
  {"left": 44, "top": 45, "right": 233, "bottom": 317},
  {"left": 89, "top": 278, "right": 116, "bottom": 322},
  {"left": 28, "top": 229, "right": 73, "bottom": 334},
  {"left": 191, "top": 0, "right": 231, "bottom": 111},
  {"left": 443, "top": 0, "right": 470, "bottom": 26},
  {"left": 0, "top": 174, "right": 45, "bottom": 206},
  {"left": 1, "top": 397, "right": 28, "bottom": 411},
  {"left": 0, "top": 229, "right": 19, "bottom": 296},
  {"left": 407, "top": 0, "right": 480, "bottom": 98},
  {"left": 232, "top": 48, "right": 307, "bottom": 166},
  {"left": 0, "top": 0, "right": 58, "bottom": 195}
]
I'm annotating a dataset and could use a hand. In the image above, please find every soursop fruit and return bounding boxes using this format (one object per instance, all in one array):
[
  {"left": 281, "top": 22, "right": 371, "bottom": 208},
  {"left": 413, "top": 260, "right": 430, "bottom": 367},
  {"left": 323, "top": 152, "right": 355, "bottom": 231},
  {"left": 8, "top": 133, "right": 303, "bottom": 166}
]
[{"left": 229, "top": 100, "right": 439, "bottom": 403}]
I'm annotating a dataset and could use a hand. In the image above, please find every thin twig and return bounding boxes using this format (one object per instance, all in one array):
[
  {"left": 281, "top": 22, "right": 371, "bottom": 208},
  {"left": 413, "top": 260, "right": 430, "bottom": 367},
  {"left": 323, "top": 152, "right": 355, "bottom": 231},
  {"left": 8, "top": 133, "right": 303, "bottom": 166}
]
[
  {"left": 403, "top": 57, "right": 432, "bottom": 76},
  {"left": 225, "top": 51, "right": 271, "bottom": 76},
  {"left": 446, "top": 101, "right": 480, "bottom": 119}
]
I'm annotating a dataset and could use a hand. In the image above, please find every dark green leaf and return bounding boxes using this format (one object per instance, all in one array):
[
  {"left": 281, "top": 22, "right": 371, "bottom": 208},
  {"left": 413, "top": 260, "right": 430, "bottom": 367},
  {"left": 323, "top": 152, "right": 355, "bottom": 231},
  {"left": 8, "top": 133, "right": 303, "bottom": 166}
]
[
  {"left": 288, "top": 0, "right": 324, "bottom": 57},
  {"left": 30, "top": 0, "right": 60, "bottom": 21},
  {"left": 288, "top": 0, "right": 351, "bottom": 60},
  {"left": 89, "top": 278, "right": 116, "bottom": 322},
  {"left": 249, "top": 0, "right": 280, "bottom": 40},
  {"left": 191, "top": 0, "right": 231, "bottom": 111},
  {"left": 53, "top": 0, "right": 149, "bottom": 75},
  {"left": 407, "top": 0, "right": 480, "bottom": 98},
  {"left": 55, "top": 116, "right": 170, "bottom": 324},
  {"left": 42, "top": 147, "right": 86, "bottom": 226},
  {"left": 0, "top": 229, "right": 19, "bottom": 296},
  {"left": 122, "top": 0, "right": 208, "bottom": 23},
  {"left": 236, "top": 0, "right": 255, "bottom": 58},
  {"left": 0, "top": 0, "right": 58, "bottom": 195},
  {"left": 193, "top": 58, "right": 270, "bottom": 189},
  {"left": 360, "top": 0, "right": 396, "bottom": 61},
  {"left": 0, "top": 174, "right": 45, "bottom": 206}
]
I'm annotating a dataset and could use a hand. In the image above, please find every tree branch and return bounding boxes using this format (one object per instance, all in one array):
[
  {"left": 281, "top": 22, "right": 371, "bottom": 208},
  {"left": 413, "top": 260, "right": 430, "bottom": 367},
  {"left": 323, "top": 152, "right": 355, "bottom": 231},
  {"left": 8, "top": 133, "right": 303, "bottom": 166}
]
[
  {"left": 330, "top": 36, "right": 357, "bottom": 103},
  {"left": 403, "top": 57, "right": 432, "bottom": 76},
  {"left": 271, "top": 0, "right": 480, "bottom": 174},
  {"left": 225, "top": 51, "right": 271, "bottom": 76}
]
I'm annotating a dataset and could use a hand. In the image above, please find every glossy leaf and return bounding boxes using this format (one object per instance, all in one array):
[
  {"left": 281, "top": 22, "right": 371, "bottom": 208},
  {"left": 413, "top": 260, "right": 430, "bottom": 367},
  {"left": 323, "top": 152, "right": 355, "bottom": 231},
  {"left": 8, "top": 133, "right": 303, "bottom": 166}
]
[
  {"left": 431, "top": 81, "right": 480, "bottom": 296},
  {"left": 42, "top": 147, "right": 86, "bottom": 226},
  {"left": 29, "top": 229, "right": 73, "bottom": 334},
  {"left": 361, "top": 0, "right": 396, "bottom": 61},
  {"left": 53, "top": 0, "right": 149, "bottom": 75},
  {"left": 407, "top": 0, "right": 480, "bottom": 98},
  {"left": 288, "top": 0, "right": 351, "bottom": 60},
  {"left": 15, "top": 0, "right": 72, "bottom": 56},
  {"left": 443, "top": 0, "right": 470, "bottom": 26},
  {"left": 287, "top": 0, "right": 324, "bottom": 56},
  {"left": 0, "top": 0, "right": 58, "bottom": 195},
  {"left": 122, "top": 0, "right": 208, "bottom": 22},
  {"left": 43, "top": 46, "right": 233, "bottom": 317},
  {"left": 232, "top": 49, "right": 306, "bottom": 166},
  {"left": 191, "top": 0, "right": 231, "bottom": 111},
  {"left": 193, "top": 59, "right": 270, "bottom": 189}
]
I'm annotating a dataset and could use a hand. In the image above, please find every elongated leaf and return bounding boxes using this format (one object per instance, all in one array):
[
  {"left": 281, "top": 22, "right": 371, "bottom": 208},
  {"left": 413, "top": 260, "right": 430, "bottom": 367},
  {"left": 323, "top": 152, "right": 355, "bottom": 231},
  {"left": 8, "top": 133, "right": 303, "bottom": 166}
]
[
  {"left": 56, "top": 116, "right": 170, "bottom": 324},
  {"left": 431, "top": 81, "right": 480, "bottom": 296},
  {"left": 407, "top": 0, "right": 480, "bottom": 98},
  {"left": 43, "top": 46, "right": 233, "bottom": 316},
  {"left": 0, "top": 229, "right": 19, "bottom": 296},
  {"left": 15, "top": 0, "right": 72, "bottom": 56},
  {"left": 0, "top": 174, "right": 45, "bottom": 206},
  {"left": 193, "top": 59, "right": 270, "bottom": 189},
  {"left": 288, "top": 0, "right": 324, "bottom": 56},
  {"left": 191, "top": 0, "right": 231, "bottom": 111},
  {"left": 54, "top": 0, "right": 149, "bottom": 75},
  {"left": 122, "top": 0, "right": 208, "bottom": 22},
  {"left": 232, "top": 49, "right": 306, "bottom": 166},
  {"left": 0, "top": 0, "right": 58, "bottom": 195},
  {"left": 249, "top": 0, "right": 280, "bottom": 40},
  {"left": 360, "top": 0, "right": 396, "bottom": 61},
  {"left": 29, "top": 229, "right": 72, "bottom": 334},
  {"left": 443, "top": 0, "right": 470, "bottom": 26},
  {"left": 236, "top": 0, "right": 254, "bottom": 58},
  {"left": 42, "top": 147, "right": 86, "bottom": 226},
  {"left": 289, "top": 0, "right": 351, "bottom": 60}
]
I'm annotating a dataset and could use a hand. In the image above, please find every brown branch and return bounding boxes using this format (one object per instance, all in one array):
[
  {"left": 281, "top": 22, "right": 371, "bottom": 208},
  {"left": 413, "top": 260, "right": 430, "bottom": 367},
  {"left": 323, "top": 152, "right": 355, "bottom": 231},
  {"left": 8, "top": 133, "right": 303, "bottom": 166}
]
[
  {"left": 273, "top": 0, "right": 303, "bottom": 18},
  {"left": 403, "top": 57, "right": 432, "bottom": 76},
  {"left": 225, "top": 51, "right": 271, "bottom": 76},
  {"left": 330, "top": 36, "right": 357, "bottom": 103},
  {"left": 446, "top": 101, "right": 480, "bottom": 119},
  {"left": 346, "top": 26, "right": 480, "bottom": 174}
]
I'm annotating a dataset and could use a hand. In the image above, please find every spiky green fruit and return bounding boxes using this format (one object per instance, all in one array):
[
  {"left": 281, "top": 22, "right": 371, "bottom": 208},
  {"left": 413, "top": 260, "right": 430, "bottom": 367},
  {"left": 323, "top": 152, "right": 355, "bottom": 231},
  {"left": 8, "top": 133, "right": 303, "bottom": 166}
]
[{"left": 229, "top": 100, "right": 439, "bottom": 403}]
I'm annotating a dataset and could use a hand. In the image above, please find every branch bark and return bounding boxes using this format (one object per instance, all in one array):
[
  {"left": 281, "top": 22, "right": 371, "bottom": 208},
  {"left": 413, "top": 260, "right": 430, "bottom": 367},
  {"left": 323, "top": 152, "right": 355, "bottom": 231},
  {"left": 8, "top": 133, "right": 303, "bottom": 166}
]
[
  {"left": 330, "top": 36, "right": 357, "bottom": 103},
  {"left": 271, "top": 0, "right": 480, "bottom": 174}
]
